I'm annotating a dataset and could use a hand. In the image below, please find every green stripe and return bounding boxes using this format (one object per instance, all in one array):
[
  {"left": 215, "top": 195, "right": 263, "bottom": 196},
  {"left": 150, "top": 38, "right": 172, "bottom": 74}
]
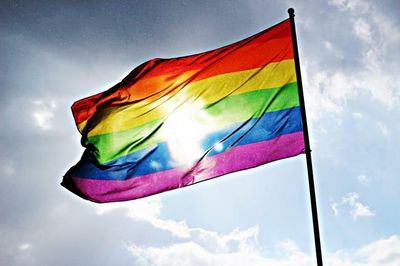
[{"left": 87, "top": 82, "right": 299, "bottom": 164}]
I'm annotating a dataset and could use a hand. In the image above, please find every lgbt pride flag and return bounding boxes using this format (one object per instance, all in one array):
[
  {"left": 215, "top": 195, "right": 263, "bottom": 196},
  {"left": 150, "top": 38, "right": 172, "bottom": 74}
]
[{"left": 62, "top": 18, "right": 305, "bottom": 203}]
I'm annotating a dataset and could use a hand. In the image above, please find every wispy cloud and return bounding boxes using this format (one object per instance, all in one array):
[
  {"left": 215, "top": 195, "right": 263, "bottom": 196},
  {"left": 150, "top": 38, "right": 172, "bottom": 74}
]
[
  {"left": 96, "top": 196, "right": 191, "bottom": 238},
  {"left": 331, "top": 201, "right": 339, "bottom": 216},
  {"left": 352, "top": 112, "right": 363, "bottom": 119},
  {"left": 357, "top": 175, "right": 370, "bottom": 186},
  {"left": 331, "top": 192, "right": 375, "bottom": 220},
  {"left": 377, "top": 121, "right": 390, "bottom": 136},
  {"left": 324, "top": 40, "right": 344, "bottom": 59},
  {"left": 328, "top": 0, "right": 371, "bottom": 12},
  {"left": 343, "top": 192, "right": 375, "bottom": 220},
  {"left": 353, "top": 17, "right": 372, "bottom": 43}
]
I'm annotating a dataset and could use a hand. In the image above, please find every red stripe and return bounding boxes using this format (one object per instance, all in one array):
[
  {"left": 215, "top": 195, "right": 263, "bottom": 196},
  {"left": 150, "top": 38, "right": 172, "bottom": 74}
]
[{"left": 72, "top": 19, "right": 292, "bottom": 126}]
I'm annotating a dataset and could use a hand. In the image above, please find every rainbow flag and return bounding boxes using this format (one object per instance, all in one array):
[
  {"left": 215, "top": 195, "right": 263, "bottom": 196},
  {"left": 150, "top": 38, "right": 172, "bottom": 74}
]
[{"left": 62, "top": 19, "right": 305, "bottom": 203}]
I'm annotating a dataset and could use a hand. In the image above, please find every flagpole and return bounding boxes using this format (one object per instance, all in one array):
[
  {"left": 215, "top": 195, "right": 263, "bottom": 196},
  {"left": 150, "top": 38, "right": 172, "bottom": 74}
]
[{"left": 288, "top": 8, "right": 323, "bottom": 266}]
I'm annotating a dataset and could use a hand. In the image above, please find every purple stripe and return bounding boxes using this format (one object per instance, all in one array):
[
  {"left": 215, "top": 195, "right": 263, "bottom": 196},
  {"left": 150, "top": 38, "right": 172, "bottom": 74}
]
[{"left": 71, "top": 132, "right": 305, "bottom": 202}]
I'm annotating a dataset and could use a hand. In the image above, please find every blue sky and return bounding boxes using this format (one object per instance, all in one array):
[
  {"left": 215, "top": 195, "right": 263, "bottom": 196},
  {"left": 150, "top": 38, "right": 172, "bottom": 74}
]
[{"left": 1, "top": 0, "right": 399, "bottom": 265}]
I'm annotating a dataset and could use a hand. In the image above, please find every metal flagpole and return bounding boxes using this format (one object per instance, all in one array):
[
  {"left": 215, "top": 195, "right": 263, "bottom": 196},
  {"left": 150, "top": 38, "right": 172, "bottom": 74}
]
[{"left": 288, "top": 8, "right": 324, "bottom": 266}]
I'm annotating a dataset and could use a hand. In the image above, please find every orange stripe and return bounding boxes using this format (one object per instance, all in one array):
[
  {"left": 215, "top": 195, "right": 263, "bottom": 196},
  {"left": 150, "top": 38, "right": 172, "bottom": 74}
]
[{"left": 78, "top": 60, "right": 296, "bottom": 135}]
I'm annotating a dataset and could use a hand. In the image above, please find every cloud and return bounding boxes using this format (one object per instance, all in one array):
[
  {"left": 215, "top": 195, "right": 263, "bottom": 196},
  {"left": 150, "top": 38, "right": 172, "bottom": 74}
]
[
  {"left": 377, "top": 121, "right": 390, "bottom": 136},
  {"left": 31, "top": 99, "right": 57, "bottom": 131},
  {"left": 125, "top": 213, "right": 400, "bottom": 266},
  {"left": 331, "top": 201, "right": 339, "bottom": 216},
  {"left": 96, "top": 197, "right": 259, "bottom": 252},
  {"left": 95, "top": 197, "right": 399, "bottom": 266},
  {"left": 18, "top": 243, "right": 31, "bottom": 251},
  {"left": 331, "top": 192, "right": 375, "bottom": 220},
  {"left": 0, "top": 160, "right": 15, "bottom": 176},
  {"left": 127, "top": 233, "right": 313, "bottom": 266},
  {"left": 328, "top": 0, "right": 371, "bottom": 13},
  {"left": 303, "top": 0, "right": 400, "bottom": 121},
  {"left": 353, "top": 17, "right": 372, "bottom": 43},
  {"left": 324, "top": 40, "right": 344, "bottom": 59},
  {"left": 352, "top": 112, "right": 363, "bottom": 119},
  {"left": 96, "top": 196, "right": 191, "bottom": 238},
  {"left": 343, "top": 193, "right": 375, "bottom": 220},
  {"left": 301, "top": 63, "right": 345, "bottom": 121},
  {"left": 357, "top": 175, "right": 370, "bottom": 186},
  {"left": 127, "top": 229, "right": 400, "bottom": 266},
  {"left": 1, "top": 1, "right": 399, "bottom": 266},
  {"left": 357, "top": 235, "right": 400, "bottom": 265},
  {"left": 96, "top": 197, "right": 312, "bottom": 265}
]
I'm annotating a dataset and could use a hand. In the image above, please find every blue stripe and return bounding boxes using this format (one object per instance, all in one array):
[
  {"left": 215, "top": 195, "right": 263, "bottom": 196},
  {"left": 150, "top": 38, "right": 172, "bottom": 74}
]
[{"left": 67, "top": 106, "right": 303, "bottom": 180}]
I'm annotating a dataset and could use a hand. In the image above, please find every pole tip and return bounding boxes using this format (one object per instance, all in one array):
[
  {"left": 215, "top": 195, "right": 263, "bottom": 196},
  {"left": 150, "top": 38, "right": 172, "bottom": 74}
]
[{"left": 288, "top": 8, "right": 295, "bottom": 17}]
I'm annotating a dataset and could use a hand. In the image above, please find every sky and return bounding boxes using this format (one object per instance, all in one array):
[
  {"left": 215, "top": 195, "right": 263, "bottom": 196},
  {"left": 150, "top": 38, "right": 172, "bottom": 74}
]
[{"left": 1, "top": 0, "right": 400, "bottom": 265}]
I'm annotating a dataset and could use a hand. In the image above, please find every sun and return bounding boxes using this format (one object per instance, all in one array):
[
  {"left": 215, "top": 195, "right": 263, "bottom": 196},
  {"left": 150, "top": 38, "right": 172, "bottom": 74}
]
[{"left": 160, "top": 97, "right": 215, "bottom": 167}]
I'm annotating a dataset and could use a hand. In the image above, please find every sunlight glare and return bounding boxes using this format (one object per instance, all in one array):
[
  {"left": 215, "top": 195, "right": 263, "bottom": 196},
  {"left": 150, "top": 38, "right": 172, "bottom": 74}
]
[{"left": 161, "top": 98, "right": 215, "bottom": 167}]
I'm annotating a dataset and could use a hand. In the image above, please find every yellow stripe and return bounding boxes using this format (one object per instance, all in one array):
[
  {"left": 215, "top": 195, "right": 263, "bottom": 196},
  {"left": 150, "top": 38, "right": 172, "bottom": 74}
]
[{"left": 81, "top": 59, "right": 296, "bottom": 137}]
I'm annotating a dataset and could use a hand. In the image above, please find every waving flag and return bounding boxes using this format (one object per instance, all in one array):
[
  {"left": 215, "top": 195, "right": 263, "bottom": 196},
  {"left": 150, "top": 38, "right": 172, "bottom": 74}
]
[{"left": 62, "top": 18, "right": 305, "bottom": 203}]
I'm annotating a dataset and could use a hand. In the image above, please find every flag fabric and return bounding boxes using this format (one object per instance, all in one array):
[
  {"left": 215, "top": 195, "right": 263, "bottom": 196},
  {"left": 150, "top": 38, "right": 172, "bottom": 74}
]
[{"left": 62, "top": 19, "right": 305, "bottom": 203}]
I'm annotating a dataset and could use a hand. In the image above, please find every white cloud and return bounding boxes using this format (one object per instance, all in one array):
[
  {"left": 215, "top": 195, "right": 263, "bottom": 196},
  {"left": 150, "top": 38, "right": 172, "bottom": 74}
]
[
  {"left": 96, "top": 196, "right": 191, "bottom": 238},
  {"left": 353, "top": 18, "right": 372, "bottom": 43},
  {"left": 324, "top": 41, "right": 344, "bottom": 59},
  {"left": 331, "top": 202, "right": 339, "bottom": 216},
  {"left": 301, "top": 62, "right": 344, "bottom": 121},
  {"left": 329, "top": 0, "right": 400, "bottom": 45},
  {"left": 370, "top": 9, "right": 400, "bottom": 46},
  {"left": 352, "top": 112, "right": 363, "bottom": 119},
  {"left": 32, "top": 99, "right": 57, "bottom": 131},
  {"left": 357, "top": 175, "right": 370, "bottom": 186},
  {"left": 377, "top": 121, "right": 390, "bottom": 136},
  {"left": 359, "top": 48, "right": 399, "bottom": 108},
  {"left": 357, "top": 235, "right": 400, "bottom": 266},
  {"left": 97, "top": 197, "right": 260, "bottom": 249},
  {"left": 18, "top": 243, "right": 31, "bottom": 251},
  {"left": 304, "top": 59, "right": 399, "bottom": 121},
  {"left": 1, "top": 160, "right": 15, "bottom": 176},
  {"left": 127, "top": 233, "right": 400, "bottom": 266},
  {"left": 324, "top": 41, "right": 333, "bottom": 50},
  {"left": 305, "top": 0, "right": 400, "bottom": 120},
  {"left": 95, "top": 197, "right": 398, "bottom": 266},
  {"left": 33, "top": 111, "right": 53, "bottom": 130},
  {"left": 328, "top": 0, "right": 371, "bottom": 13},
  {"left": 342, "top": 192, "right": 375, "bottom": 220},
  {"left": 332, "top": 192, "right": 375, "bottom": 220},
  {"left": 128, "top": 237, "right": 313, "bottom": 266}
]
